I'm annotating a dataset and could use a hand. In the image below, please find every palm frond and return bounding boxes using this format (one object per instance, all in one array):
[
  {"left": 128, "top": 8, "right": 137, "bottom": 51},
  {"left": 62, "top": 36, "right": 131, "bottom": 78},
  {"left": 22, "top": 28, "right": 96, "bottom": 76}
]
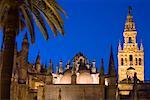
[
  {"left": 43, "top": 0, "right": 64, "bottom": 25},
  {"left": 45, "top": 11, "right": 64, "bottom": 35},
  {"left": 33, "top": 4, "right": 58, "bottom": 36},
  {"left": 52, "top": 1, "right": 67, "bottom": 16},
  {"left": 0, "top": 0, "right": 66, "bottom": 42},
  {"left": 32, "top": 0, "right": 65, "bottom": 36},
  {"left": 20, "top": 4, "right": 35, "bottom": 43},
  {"left": 18, "top": 16, "right": 25, "bottom": 34},
  {"left": 32, "top": 7, "right": 49, "bottom": 40}
]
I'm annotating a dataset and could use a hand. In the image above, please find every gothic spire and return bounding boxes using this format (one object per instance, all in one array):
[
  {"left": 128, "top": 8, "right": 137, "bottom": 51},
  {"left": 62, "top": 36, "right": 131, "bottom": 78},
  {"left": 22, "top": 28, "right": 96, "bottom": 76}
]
[
  {"left": 108, "top": 46, "right": 116, "bottom": 76},
  {"left": 118, "top": 40, "right": 122, "bottom": 51},
  {"left": 99, "top": 58, "right": 104, "bottom": 76},
  {"left": 47, "top": 59, "right": 53, "bottom": 74},
  {"left": 124, "top": 6, "right": 136, "bottom": 32},
  {"left": 99, "top": 58, "right": 105, "bottom": 85},
  {"left": 59, "top": 59, "right": 63, "bottom": 74},
  {"left": 140, "top": 39, "right": 144, "bottom": 51},
  {"left": 35, "top": 53, "right": 41, "bottom": 73},
  {"left": 66, "top": 60, "right": 70, "bottom": 70},
  {"left": 72, "top": 61, "right": 76, "bottom": 73},
  {"left": 71, "top": 61, "right": 77, "bottom": 84},
  {"left": 91, "top": 60, "right": 96, "bottom": 73}
]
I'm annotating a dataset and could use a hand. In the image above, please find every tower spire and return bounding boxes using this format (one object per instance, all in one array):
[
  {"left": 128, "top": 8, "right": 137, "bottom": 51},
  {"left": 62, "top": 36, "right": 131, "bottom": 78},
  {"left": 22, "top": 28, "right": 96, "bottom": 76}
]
[
  {"left": 118, "top": 40, "right": 122, "bottom": 51},
  {"left": 47, "top": 59, "right": 53, "bottom": 74},
  {"left": 66, "top": 60, "right": 70, "bottom": 70},
  {"left": 108, "top": 46, "right": 116, "bottom": 77},
  {"left": 140, "top": 39, "right": 144, "bottom": 51},
  {"left": 99, "top": 59, "right": 104, "bottom": 76},
  {"left": 35, "top": 53, "right": 41, "bottom": 73},
  {"left": 59, "top": 59, "right": 63, "bottom": 74},
  {"left": 128, "top": 6, "right": 132, "bottom": 15},
  {"left": 91, "top": 60, "right": 96, "bottom": 73},
  {"left": 124, "top": 6, "right": 136, "bottom": 31},
  {"left": 99, "top": 58, "right": 105, "bottom": 85}
]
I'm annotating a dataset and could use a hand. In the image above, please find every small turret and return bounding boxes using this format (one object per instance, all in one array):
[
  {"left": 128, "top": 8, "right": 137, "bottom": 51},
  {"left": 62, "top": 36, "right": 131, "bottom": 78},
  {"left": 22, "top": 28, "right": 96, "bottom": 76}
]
[
  {"left": 45, "top": 59, "right": 53, "bottom": 85},
  {"left": 140, "top": 40, "right": 144, "bottom": 51},
  {"left": 99, "top": 59, "right": 105, "bottom": 85},
  {"left": 47, "top": 59, "right": 53, "bottom": 74},
  {"left": 35, "top": 54, "right": 41, "bottom": 73},
  {"left": 91, "top": 60, "right": 96, "bottom": 74},
  {"left": 66, "top": 60, "right": 70, "bottom": 70},
  {"left": 118, "top": 40, "right": 122, "bottom": 51},
  {"left": 71, "top": 62, "right": 77, "bottom": 85},
  {"left": 59, "top": 59, "right": 63, "bottom": 74}
]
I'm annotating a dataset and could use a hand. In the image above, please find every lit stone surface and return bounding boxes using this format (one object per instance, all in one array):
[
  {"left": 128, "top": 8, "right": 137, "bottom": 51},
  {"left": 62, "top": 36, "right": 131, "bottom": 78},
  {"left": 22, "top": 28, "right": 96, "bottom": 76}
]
[
  {"left": 77, "top": 72, "right": 93, "bottom": 84},
  {"left": 43, "top": 85, "right": 106, "bottom": 100},
  {"left": 60, "top": 71, "right": 72, "bottom": 84},
  {"left": 118, "top": 7, "right": 144, "bottom": 82}
]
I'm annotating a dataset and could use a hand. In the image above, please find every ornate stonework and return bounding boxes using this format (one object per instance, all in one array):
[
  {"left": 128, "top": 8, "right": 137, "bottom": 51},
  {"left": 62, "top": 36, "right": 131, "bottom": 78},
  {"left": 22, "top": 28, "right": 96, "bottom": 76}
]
[{"left": 118, "top": 7, "right": 144, "bottom": 82}]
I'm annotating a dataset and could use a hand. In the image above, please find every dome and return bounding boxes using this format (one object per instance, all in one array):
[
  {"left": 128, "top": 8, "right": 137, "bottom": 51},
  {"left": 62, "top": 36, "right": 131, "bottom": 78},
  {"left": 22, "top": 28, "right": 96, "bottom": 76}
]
[
  {"left": 77, "top": 72, "right": 93, "bottom": 84},
  {"left": 60, "top": 69, "right": 72, "bottom": 84}
]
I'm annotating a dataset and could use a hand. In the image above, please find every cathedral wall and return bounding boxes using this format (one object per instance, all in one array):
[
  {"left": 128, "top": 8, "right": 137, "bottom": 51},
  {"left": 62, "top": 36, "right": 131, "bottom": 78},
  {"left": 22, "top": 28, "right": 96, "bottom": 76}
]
[
  {"left": 136, "top": 83, "right": 150, "bottom": 99},
  {"left": 10, "top": 83, "right": 29, "bottom": 100},
  {"left": 105, "top": 85, "right": 117, "bottom": 100},
  {"left": 43, "top": 85, "right": 105, "bottom": 100}
]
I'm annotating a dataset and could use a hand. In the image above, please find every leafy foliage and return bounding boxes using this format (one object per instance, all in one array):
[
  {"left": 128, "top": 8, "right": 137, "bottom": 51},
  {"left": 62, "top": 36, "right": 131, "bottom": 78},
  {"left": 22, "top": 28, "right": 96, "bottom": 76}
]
[{"left": 0, "top": 0, "right": 66, "bottom": 43}]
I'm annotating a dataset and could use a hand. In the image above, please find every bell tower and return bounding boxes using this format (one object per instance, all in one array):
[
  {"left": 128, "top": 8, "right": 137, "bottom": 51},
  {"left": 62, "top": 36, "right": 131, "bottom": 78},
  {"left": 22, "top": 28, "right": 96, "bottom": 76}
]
[{"left": 118, "top": 7, "right": 144, "bottom": 82}]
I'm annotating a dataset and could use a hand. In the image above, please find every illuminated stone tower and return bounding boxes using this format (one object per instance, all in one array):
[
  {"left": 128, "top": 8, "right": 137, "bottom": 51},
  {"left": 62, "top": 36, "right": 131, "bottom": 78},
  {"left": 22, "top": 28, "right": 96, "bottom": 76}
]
[{"left": 118, "top": 7, "right": 144, "bottom": 82}]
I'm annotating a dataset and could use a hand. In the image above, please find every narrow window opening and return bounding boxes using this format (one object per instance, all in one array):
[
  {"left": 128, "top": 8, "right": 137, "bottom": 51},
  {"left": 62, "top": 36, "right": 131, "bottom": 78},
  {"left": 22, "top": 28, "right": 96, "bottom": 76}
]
[
  {"left": 135, "top": 58, "right": 138, "bottom": 65},
  {"left": 129, "top": 55, "right": 133, "bottom": 65},
  {"left": 128, "top": 37, "right": 132, "bottom": 43},
  {"left": 121, "top": 58, "right": 124, "bottom": 66},
  {"left": 129, "top": 55, "right": 133, "bottom": 61},
  {"left": 139, "top": 58, "right": 142, "bottom": 65}
]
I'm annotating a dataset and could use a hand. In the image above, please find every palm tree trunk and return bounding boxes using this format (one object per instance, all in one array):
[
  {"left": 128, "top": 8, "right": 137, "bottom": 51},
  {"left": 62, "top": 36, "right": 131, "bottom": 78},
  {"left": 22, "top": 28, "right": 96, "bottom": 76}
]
[{"left": 1, "top": 7, "right": 18, "bottom": 99}]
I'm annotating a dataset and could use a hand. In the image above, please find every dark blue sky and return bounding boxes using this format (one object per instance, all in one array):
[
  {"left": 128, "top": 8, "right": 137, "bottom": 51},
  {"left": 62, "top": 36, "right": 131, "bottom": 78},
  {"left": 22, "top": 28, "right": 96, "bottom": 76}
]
[{"left": 0, "top": 0, "right": 150, "bottom": 80}]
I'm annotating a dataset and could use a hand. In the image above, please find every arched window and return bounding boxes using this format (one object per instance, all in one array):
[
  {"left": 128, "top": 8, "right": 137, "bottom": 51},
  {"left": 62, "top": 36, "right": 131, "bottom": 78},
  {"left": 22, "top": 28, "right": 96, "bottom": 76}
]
[
  {"left": 128, "top": 37, "right": 132, "bottom": 43},
  {"left": 121, "top": 58, "right": 124, "bottom": 66},
  {"left": 139, "top": 58, "right": 142, "bottom": 65}
]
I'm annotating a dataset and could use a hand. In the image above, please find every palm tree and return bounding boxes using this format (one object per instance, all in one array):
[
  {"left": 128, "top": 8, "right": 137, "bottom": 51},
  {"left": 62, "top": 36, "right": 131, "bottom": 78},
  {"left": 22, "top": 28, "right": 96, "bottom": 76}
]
[{"left": 0, "top": 0, "right": 66, "bottom": 99}]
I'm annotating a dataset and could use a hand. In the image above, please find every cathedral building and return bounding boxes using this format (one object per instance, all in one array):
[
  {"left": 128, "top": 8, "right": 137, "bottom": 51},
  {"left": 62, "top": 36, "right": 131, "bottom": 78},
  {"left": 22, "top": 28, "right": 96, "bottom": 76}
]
[{"left": 0, "top": 7, "right": 150, "bottom": 100}]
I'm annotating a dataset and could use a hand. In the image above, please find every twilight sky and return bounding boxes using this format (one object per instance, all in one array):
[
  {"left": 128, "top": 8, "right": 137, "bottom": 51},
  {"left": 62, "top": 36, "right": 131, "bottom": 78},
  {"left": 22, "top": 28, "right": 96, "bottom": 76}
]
[{"left": 0, "top": 0, "right": 150, "bottom": 80}]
